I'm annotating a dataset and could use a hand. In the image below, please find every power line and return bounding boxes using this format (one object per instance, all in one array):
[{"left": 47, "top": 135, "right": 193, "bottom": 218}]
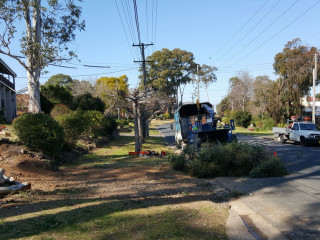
[
  {"left": 133, "top": 0, "right": 141, "bottom": 44},
  {"left": 217, "top": 0, "right": 282, "bottom": 65},
  {"left": 219, "top": 0, "right": 298, "bottom": 67},
  {"left": 211, "top": 0, "right": 269, "bottom": 61},
  {"left": 230, "top": 0, "right": 320, "bottom": 67},
  {"left": 153, "top": 0, "right": 158, "bottom": 53},
  {"left": 114, "top": 0, "right": 136, "bottom": 61},
  {"left": 15, "top": 67, "right": 139, "bottom": 79}
]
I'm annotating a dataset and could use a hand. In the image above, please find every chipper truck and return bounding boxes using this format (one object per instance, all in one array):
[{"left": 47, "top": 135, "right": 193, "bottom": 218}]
[{"left": 174, "top": 102, "right": 235, "bottom": 149}]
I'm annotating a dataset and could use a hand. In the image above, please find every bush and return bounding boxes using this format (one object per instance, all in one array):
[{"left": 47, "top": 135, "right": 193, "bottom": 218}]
[
  {"left": 234, "top": 111, "right": 252, "bottom": 128},
  {"left": 55, "top": 110, "right": 88, "bottom": 147},
  {"left": 168, "top": 142, "right": 287, "bottom": 178},
  {"left": 84, "top": 111, "right": 117, "bottom": 137},
  {"left": 50, "top": 104, "right": 72, "bottom": 118},
  {"left": 188, "top": 159, "right": 217, "bottom": 178},
  {"left": 41, "top": 84, "right": 73, "bottom": 107},
  {"left": 13, "top": 113, "right": 64, "bottom": 156},
  {"left": 162, "top": 113, "right": 171, "bottom": 119},
  {"left": 71, "top": 93, "right": 105, "bottom": 113},
  {"left": 222, "top": 110, "right": 236, "bottom": 124},
  {"left": 168, "top": 153, "right": 186, "bottom": 171},
  {"left": 249, "top": 157, "right": 288, "bottom": 178},
  {"left": 116, "top": 118, "right": 129, "bottom": 128}
]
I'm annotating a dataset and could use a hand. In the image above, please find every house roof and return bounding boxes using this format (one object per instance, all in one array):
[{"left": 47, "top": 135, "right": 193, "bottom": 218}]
[{"left": 0, "top": 58, "right": 17, "bottom": 77}]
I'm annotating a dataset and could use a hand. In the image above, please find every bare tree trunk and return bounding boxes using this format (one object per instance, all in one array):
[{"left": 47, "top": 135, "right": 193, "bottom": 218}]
[
  {"left": 137, "top": 104, "right": 144, "bottom": 145},
  {"left": 133, "top": 100, "right": 140, "bottom": 152},
  {"left": 24, "top": 0, "right": 42, "bottom": 113}
]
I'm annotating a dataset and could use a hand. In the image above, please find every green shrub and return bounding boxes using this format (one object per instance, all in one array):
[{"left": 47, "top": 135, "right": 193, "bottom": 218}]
[
  {"left": 13, "top": 113, "right": 64, "bottom": 156},
  {"left": 55, "top": 110, "right": 88, "bottom": 147},
  {"left": 168, "top": 142, "right": 287, "bottom": 178},
  {"left": 168, "top": 153, "right": 186, "bottom": 171},
  {"left": 222, "top": 110, "right": 236, "bottom": 124},
  {"left": 162, "top": 113, "right": 171, "bottom": 119},
  {"left": 116, "top": 118, "right": 129, "bottom": 128},
  {"left": 40, "top": 84, "right": 73, "bottom": 107},
  {"left": 50, "top": 104, "right": 72, "bottom": 118},
  {"left": 249, "top": 157, "right": 288, "bottom": 178},
  {"left": 234, "top": 111, "right": 252, "bottom": 128},
  {"left": 188, "top": 159, "right": 217, "bottom": 178},
  {"left": 84, "top": 111, "right": 117, "bottom": 137},
  {"left": 71, "top": 93, "right": 105, "bottom": 113}
]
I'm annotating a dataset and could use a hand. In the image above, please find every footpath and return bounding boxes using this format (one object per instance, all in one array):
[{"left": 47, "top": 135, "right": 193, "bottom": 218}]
[{"left": 218, "top": 134, "right": 320, "bottom": 240}]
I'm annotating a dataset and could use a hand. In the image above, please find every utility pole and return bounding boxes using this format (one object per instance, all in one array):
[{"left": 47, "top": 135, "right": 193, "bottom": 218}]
[
  {"left": 197, "top": 64, "right": 200, "bottom": 102},
  {"left": 133, "top": 42, "right": 153, "bottom": 138},
  {"left": 312, "top": 53, "right": 317, "bottom": 124},
  {"left": 133, "top": 43, "right": 154, "bottom": 90}
]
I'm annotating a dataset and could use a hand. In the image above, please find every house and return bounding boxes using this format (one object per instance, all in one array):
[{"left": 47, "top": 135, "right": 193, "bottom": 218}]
[
  {"left": 301, "top": 96, "right": 320, "bottom": 113},
  {"left": 16, "top": 87, "right": 29, "bottom": 114},
  {"left": 0, "top": 58, "right": 17, "bottom": 122}
]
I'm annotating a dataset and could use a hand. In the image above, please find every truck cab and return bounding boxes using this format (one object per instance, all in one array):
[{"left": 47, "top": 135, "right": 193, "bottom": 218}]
[{"left": 289, "top": 122, "right": 320, "bottom": 145}]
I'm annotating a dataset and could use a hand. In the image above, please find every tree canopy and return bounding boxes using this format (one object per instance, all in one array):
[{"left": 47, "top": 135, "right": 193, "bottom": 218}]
[
  {"left": 45, "top": 74, "right": 73, "bottom": 88},
  {"left": 143, "top": 48, "right": 196, "bottom": 98},
  {"left": 0, "top": 0, "right": 85, "bottom": 112},
  {"left": 273, "top": 38, "right": 320, "bottom": 121},
  {"left": 95, "top": 75, "right": 129, "bottom": 114}
]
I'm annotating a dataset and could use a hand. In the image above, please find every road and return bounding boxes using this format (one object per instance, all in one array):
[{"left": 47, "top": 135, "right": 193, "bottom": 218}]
[{"left": 157, "top": 123, "right": 320, "bottom": 239}]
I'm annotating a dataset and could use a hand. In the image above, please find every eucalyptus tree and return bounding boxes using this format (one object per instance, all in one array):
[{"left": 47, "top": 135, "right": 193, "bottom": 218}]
[{"left": 0, "top": 0, "right": 85, "bottom": 112}]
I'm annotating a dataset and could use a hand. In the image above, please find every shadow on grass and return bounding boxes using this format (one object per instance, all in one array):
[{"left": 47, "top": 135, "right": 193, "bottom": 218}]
[{"left": 0, "top": 181, "right": 230, "bottom": 239}]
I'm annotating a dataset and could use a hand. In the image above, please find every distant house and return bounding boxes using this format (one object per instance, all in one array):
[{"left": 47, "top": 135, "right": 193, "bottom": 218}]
[
  {"left": 16, "top": 87, "right": 29, "bottom": 114},
  {"left": 0, "top": 58, "right": 17, "bottom": 122},
  {"left": 301, "top": 96, "right": 320, "bottom": 114}
]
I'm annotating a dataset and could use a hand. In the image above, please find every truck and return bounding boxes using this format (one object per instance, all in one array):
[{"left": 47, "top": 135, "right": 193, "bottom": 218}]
[
  {"left": 174, "top": 102, "right": 235, "bottom": 149},
  {"left": 272, "top": 120, "right": 320, "bottom": 146}
]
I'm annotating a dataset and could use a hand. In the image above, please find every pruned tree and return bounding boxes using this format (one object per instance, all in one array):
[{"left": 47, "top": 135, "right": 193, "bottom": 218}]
[
  {"left": 197, "top": 64, "right": 217, "bottom": 102},
  {"left": 0, "top": 0, "right": 85, "bottom": 112}
]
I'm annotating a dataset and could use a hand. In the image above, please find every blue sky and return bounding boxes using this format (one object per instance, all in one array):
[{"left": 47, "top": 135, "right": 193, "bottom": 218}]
[{"left": 2, "top": 0, "right": 320, "bottom": 106}]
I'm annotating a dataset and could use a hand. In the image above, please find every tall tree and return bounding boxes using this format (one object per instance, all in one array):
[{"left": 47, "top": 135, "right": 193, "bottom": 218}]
[
  {"left": 228, "top": 71, "right": 254, "bottom": 111},
  {"left": 69, "top": 79, "right": 95, "bottom": 96},
  {"left": 252, "top": 75, "right": 273, "bottom": 117},
  {"left": 143, "top": 48, "right": 196, "bottom": 104},
  {"left": 197, "top": 64, "right": 217, "bottom": 102},
  {"left": 273, "top": 38, "right": 320, "bottom": 122},
  {"left": 0, "top": 0, "right": 85, "bottom": 113},
  {"left": 95, "top": 75, "right": 129, "bottom": 114}
]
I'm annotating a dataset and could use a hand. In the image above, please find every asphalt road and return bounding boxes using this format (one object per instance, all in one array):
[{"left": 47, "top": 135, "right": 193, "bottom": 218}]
[{"left": 157, "top": 123, "right": 320, "bottom": 239}]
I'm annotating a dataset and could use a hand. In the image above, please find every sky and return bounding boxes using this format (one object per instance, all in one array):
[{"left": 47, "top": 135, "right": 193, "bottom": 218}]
[{"left": 1, "top": 0, "right": 320, "bottom": 107}]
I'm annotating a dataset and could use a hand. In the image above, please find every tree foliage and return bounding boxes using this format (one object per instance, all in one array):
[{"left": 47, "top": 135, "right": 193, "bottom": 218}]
[
  {"left": 69, "top": 79, "right": 96, "bottom": 96},
  {"left": 144, "top": 48, "right": 196, "bottom": 99},
  {"left": 45, "top": 74, "right": 73, "bottom": 88},
  {"left": 228, "top": 71, "right": 254, "bottom": 111},
  {"left": 95, "top": 75, "right": 129, "bottom": 114},
  {"left": 0, "top": 0, "right": 85, "bottom": 112},
  {"left": 40, "top": 84, "right": 73, "bottom": 107},
  {"left": 273, "top": 38, "right": 320, "bottom": 122},
  {"left": 71, "top": 93, "right": 105, "bottom": 113}
]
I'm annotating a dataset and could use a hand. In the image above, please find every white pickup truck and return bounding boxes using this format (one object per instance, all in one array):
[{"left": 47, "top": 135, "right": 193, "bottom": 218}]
[{"left": 273, "top": 121, "right": 320, "bottom": 146}]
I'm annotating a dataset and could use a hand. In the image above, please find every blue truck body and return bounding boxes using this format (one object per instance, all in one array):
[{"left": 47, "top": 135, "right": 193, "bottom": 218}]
[{"left": 174, "top": 102, "right": 235, "bottom": 146}]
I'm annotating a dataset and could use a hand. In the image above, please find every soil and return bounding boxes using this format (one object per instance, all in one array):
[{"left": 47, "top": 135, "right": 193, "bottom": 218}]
[{"left": 0, "top": 141, "right": 231, "bottom": 214}]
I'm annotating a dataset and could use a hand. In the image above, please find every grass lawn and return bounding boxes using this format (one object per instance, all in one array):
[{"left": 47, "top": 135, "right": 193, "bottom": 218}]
[
  {"left": 0, "top": 132, "right": 229, "bottom": 240},
  {"left": 234, "top": 126, "right": 273, "bottom": 136}
]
